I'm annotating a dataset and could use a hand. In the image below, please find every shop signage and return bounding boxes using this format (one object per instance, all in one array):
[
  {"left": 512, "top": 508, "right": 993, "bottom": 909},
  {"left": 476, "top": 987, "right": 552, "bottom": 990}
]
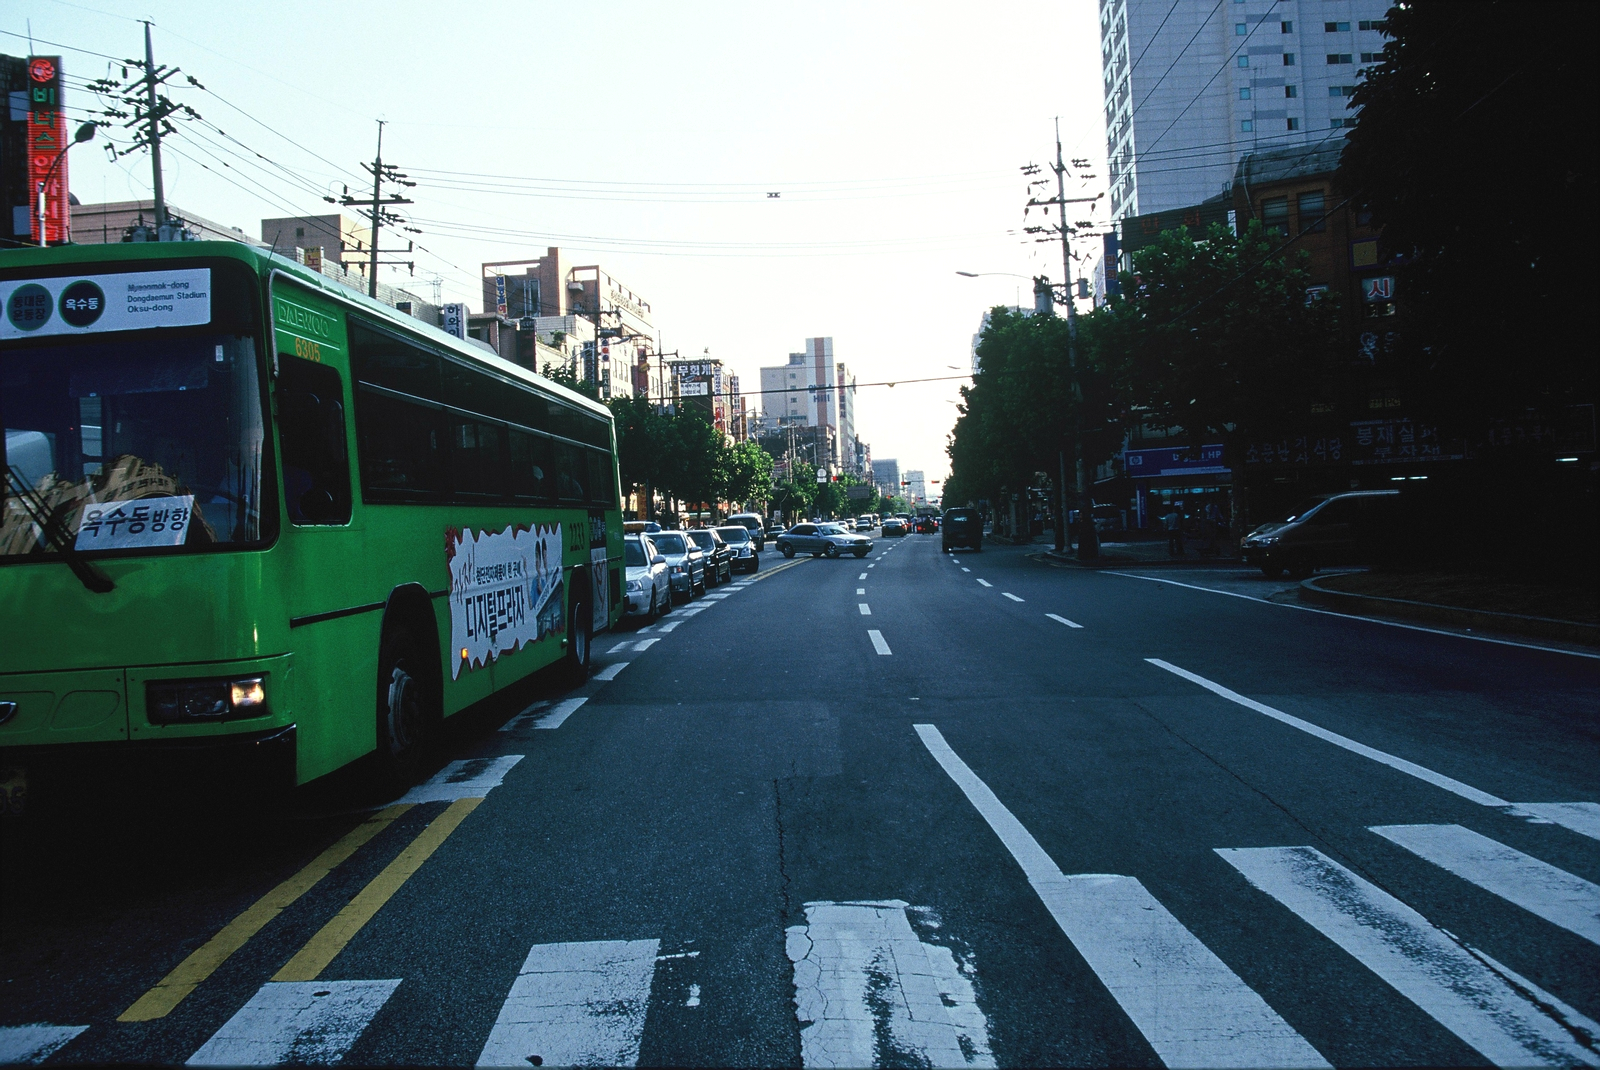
[{"left": 1123, "top": 444, "right": 1228, "bottom": 478}]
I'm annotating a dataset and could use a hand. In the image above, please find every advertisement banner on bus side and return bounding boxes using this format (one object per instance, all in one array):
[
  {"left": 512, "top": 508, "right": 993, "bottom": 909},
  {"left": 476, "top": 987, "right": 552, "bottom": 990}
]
[{"left": 446, "top": 523, "right": 564, "bottom": 679}]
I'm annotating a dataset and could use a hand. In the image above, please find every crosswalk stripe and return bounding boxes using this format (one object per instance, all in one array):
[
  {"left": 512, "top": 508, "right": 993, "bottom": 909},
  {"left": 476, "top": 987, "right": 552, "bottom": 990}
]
[
  {"left": 787, "top": 900, "right": 994, "bottom": 1068},
  {"left": 594, "top": 662, "right": 628, "bottom": 681},
  {"left": 476, "top": 939, "right": 659, "bottom": 1069},
  {"left": 534, "top": 698, "right": 587, "bottom": 730},
  {"left": 633, "top": 638, "right": 661, "bottom": 651},
  {"left": 499, "top": 702, "right": 549, "bottom": 732},
  {"left": 1369, "top": 824, "right": 1600, "bottom": 945},
  {"left": 186, "top": 979, "right": 399, "bottom": 1066},
  {"left": 658, "top": 620, "right": 682, "bottom": 632},
  {"left": 0, "top": 1024, "right": 88, "bottom": 1065},
  {"left": 1217, "top": 845, "right": 1599, "bottom": 1067},
  {"left": 914, "top": 725, "right": 1329, "bottom": 1069},
  {"left": 400, "top": 755, "right": 524, "bottom": 802},
  {"left": 1507, "top": 802, "right": 1600, "bottom": 841}
]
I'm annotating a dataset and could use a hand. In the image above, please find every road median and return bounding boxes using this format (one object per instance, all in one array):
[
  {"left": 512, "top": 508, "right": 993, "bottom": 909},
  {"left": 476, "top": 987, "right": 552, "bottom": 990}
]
[{"left": 1298, "top": 575, "right": 1600, "bottom": 646}]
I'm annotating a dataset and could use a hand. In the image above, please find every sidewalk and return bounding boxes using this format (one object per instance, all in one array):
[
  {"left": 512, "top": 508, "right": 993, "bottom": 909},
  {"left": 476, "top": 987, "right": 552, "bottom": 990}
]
[{"left": 1300, "top": 571, "right": 1600, "bottom": 646}]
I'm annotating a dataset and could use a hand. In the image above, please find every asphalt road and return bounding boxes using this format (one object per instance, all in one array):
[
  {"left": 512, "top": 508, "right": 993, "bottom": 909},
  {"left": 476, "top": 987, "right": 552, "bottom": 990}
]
[{"left": 3, "top": 534, "right": 1598, "bottom": 1067}]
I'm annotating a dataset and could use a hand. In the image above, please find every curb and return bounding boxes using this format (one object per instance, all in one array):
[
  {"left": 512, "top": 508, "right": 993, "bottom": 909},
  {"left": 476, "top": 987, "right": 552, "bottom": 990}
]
[
  {"left": 1298, "top": 576, "right": 1600, "bottom": 646},
  {"left": 1038, "top": 549, "right": 1242, "bottom": 569}
]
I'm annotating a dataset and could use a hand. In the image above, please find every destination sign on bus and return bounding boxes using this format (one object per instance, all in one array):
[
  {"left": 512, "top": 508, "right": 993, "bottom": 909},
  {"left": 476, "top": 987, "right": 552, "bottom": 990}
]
[{"left": 1, "top": 269, "right": 211, "bottom": 340}]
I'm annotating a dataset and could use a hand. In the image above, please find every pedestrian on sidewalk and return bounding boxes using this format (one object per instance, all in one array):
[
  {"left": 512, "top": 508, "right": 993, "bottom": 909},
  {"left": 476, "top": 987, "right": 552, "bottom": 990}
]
[{"left": 1163, "top": 504, "right": 1183, "bottom": 557}]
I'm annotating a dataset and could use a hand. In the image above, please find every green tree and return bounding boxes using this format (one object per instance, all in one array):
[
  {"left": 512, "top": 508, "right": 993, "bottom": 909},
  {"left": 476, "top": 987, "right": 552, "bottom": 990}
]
[
  {"left": 609, "top": 395, "right": 673, "bottom": 518},
  {"left": 661, "top": 406, "right": 729, "bottom": 516},
  {"left": 1336, "top": 0, "right": 1595, "bottom": 427},
  {"left": 539, "top": 362, "right": 600, "bottom": 401},
  {"left": 721, "top": 440, "right": 775, "bottom": 511}
]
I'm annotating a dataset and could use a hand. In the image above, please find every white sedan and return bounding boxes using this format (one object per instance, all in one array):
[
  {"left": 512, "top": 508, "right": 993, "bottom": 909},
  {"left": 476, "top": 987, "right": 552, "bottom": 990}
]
[{"left": 623, "top": 534, "right": 672, "bottom": 622}]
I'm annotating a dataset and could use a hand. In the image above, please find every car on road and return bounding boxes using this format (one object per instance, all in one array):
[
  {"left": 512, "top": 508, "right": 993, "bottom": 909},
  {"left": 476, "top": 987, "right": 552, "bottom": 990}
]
[
  {"left": 941, "top": 507, "right": 983, "bottom": 551},
  {"left": 914, "top": 515, "right": 939, "bottom": 534},
  {"left": 726, "top": 512, "right": 766, "bottom": 551},
  {"left": 1240, "top": 489, "right": 1401, "bottom": 578},
  {"left": 881, "top": 518, "right": 907, "bottom": 538},
  {"left": 715, "top": 524, "right": 760, "bottom": 573},
  {"left": 649, "top": 530, "right": 706, "bottom": 601},
  {"left": 624, "top": 534, "right": 672, "bottom": 621},
  {"left": 856, "top": 514, "right": 876, "bottom": 531},
  {"left": 687, "top": 527, "right": 734, "bottom": 585},
  {"left": 776, "top": 521, "right": 874, "bottom": 558}
]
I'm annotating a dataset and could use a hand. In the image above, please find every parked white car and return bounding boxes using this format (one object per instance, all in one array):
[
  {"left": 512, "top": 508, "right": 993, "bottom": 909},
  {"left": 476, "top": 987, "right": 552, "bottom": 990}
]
[{"left": 624, "top": 534, "right": 672, "bottom": 622}]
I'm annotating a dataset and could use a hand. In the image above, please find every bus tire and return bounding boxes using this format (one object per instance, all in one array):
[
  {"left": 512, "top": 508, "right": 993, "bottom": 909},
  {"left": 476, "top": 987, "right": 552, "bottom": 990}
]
[
  {"left": 374, "top": 623, "right": 437, "bottom": 794},
  {"left": 564, "top": 581, "right": 593, "bottom": 685}
]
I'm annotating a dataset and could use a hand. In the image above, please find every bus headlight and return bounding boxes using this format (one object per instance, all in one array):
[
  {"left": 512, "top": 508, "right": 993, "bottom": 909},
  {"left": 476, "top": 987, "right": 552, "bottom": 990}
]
[{"left": 147, "top": 676, "right": 268, "bottom": 724}]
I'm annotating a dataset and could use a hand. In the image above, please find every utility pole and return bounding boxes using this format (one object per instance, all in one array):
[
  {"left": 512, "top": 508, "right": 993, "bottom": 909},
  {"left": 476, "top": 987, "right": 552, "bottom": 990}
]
[
  {"left": 335, "top": 121, "right": 415, "bottom": 299},
  {"left": 142, "top": 22, "right": 166, "bottom": 229},
  {"left": 1025, "top": 118, "right": 1103, "bottom": 559}
]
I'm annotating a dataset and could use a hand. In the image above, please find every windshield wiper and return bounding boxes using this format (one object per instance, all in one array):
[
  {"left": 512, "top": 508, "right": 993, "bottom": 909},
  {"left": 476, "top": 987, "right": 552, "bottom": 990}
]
[{"left": 5, "top": 466, "right": 115, "bottom": 594}]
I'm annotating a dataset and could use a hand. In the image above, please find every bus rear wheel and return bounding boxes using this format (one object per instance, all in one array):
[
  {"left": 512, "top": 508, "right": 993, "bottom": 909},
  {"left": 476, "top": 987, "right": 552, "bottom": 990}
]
[{"left": 375, "top": 624, "right": 437, "bottom": 793}]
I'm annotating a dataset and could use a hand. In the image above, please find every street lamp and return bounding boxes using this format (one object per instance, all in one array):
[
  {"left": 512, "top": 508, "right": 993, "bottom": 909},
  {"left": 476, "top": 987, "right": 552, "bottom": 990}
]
[{"left": 37, "top": 122, "right": 97, "bottom": 247}]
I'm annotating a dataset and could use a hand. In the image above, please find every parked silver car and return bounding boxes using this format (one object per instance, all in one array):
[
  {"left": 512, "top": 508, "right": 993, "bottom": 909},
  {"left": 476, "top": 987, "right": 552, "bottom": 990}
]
[
  {"left": 650, "top": 530, "right": 706, "bottom": 601},
  {"left": 623, "top": 534, "right": 672, "bottom": 621}
]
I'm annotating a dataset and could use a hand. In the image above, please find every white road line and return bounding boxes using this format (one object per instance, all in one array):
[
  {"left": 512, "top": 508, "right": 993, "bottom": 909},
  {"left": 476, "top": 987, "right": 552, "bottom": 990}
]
[
  {"left": 606, "top": 642, "right": 631, "bottom": 654},
  {"left": 400, "top": 755, "right": 523, "bottom": 801},
  {"left": 868, "top": 563, "right": 876, "bottom": 568},
  {"left": 186, "top": 979, "right": 400, "bottom": 1066},
  {"left": 476, "top": 939, "right": 658, "bottom": 1069},
  {"left": 499, "top": 700, "right": 549, "bottom": 732},
  {"left": 702, "top": 593, "right": 733, "bottom": 601},
  {"left": 594, "top": 662, "right": 628, "bottom": 681},
  {"left": 1046, "top": 613, "right": 1084, "bottom": 629},
  {"left": 534, "top": 698, "right": 588, "bottom": 730},
  {"left": 868, "top": 630, "right": 892, "bottom": 656},
  {"left": 678, "top": 604, "right": 708, "bottom": 615},
  {"left": 975, "top": 579, "right": 992, "bottom": 588},
  {"left": 1369, "top": 824, "right": 1600, "bottom": 945},
  {"left": 856, "top": 587, "right": 865, "bottom": 594},
  {"left": 1107, "top": 571, "right": 1600, "bottom": 661},
  {"left": 1002, "top": 593, "right": 1024, "bottom": 602},
  {"left": 1147, "top": 659, "right": 1600, "bottom": 842},
  {"left": 1218, "top": 846, "right": 1599, "bottom": 1067},
  {"left": 633, "top": 638, "right": 661, "bottom": 651},
  {"left": 1148, "top": 658, "right": 1510, "bottom": 806},
  {"left": 859, "top": 604, "right": 872, "bottom": 615},
  {"left": 657, "top": 620, "right": 682, "bottom": 632},
  {"left": 961, "top": 567, "right": 970, "bottom": 573},
  {"left": 858, "top": 572, "right": 867, "bottom": 580},
  {"left": 786, "top": 900, "right": 995, "bottom": 1069},
  {"left": 914, "top": 725, "right": 1326, "bottom": 1068},
  {"left": 0, "top": 1025, "right": 88, "bottom": 1065}
]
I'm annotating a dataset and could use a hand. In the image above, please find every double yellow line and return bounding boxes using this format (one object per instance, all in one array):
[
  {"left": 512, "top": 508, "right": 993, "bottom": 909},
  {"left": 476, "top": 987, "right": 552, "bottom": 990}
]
[{"left": 120, "top": 796, "right": 481, "bottom": 1021}]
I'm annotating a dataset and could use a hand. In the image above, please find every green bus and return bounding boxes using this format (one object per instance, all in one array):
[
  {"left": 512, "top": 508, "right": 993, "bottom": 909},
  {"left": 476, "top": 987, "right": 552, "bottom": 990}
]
[{"left": 1, "top": 241, "right": 622, "bottom": 804}]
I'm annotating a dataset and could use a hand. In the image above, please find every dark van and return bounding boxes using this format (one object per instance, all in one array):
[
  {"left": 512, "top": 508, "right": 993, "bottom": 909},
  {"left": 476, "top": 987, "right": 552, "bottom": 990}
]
[
  {"left": 1240, "top": 489, "right": 1400, "bottom": 578},
  {"left": 941, "top": 508, "right": 983, "bottom": 551}
]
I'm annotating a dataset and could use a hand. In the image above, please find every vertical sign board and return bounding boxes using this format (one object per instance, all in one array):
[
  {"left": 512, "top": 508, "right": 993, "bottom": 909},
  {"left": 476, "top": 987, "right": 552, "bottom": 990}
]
[
  {"left": 494, "top": 275, "right": 508, "bottom": 317},
  {"left": 27, "top": 57, "right": 68, "bottom": 244},
  {"left": 441, "top": 302, "right": 468, "bottom": 340}
]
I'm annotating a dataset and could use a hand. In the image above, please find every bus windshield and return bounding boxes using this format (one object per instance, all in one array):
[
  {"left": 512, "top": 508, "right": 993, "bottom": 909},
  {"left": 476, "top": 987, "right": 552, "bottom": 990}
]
[{"left": 1, "top": 332, "right": 267, "bottom": 558}]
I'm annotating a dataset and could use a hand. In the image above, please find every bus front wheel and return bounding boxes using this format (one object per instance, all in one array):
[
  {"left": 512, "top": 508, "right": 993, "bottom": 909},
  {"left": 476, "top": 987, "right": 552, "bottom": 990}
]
[
  {"left": 565, "top": 588, "right": 593, "bottom": 684},
  {"left": 375, "top": 625, "right": 437, "bottom": 793}
]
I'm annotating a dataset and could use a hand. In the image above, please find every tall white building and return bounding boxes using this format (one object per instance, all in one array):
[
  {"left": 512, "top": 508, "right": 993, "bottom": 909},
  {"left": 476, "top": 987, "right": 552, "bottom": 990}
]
[
  {"left": 1101, "top": 0, "right": 1390, "bottom": 219},
  {"left": 759, "top": 337, "right": 857, "bottom": 472}
]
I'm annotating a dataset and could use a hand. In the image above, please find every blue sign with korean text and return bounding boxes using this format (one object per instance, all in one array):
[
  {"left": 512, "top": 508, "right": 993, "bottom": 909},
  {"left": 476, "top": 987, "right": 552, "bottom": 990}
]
[{"left": 1123, "top": 444, "right": 1228, "bottom": 478}]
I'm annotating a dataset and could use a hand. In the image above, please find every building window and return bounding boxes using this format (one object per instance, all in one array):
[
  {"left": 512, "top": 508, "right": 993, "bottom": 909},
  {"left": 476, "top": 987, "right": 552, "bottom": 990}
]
[
  {"left": 1328, "top": 53, "right": 1354, "bottom": 64},
  {"left": 1287, "top": 117, "right": 1300, "bottom": 130},
  {"left": 295, "top": 227, "right": 305, "bottom": 238},
  {"left": 1238, "top": 55, "right": 1250, "bottom": 67},
  {"left": 1283, "top": 53, "right": 1296, "bottom": 65},
  {"left": 1325, "top": 21, "right": 1351, "bottom": 32},
  {"left": 1297, "top": 190, "right": 1326, "bottom": 233},
  {"left": 1330, "top": 85, "right": 1356, "bottom": 96},
  {"left": 1281, "top": 20, "right": 1293, "bottom": 32},
  {"left": 1360, "top": 52, "right": 1381, "bottom": 62},
  {"left": 1331, "top": 117, "right": 1351, "bottom": 129},
  {"left": 1236, "top": 22, "right": 1247, "bottom": 34},
  {"left": 1358, "top": 19, "right": 1385, "bottom": 31},
  {"left": 1261, "top": 196, "right": 1289, "bottom": 235},
  {"left": 1240, "top": 87, "right": 1252, "bottom": 100},
  {"left": 1285, "top": 84, "right": 1299, "bottom": 98},
  {"left": 1241, "top": 119, "right": 1254, "bottom": 132}
]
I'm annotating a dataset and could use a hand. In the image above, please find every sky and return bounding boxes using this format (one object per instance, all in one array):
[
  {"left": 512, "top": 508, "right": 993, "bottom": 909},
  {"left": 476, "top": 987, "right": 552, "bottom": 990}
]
[{"left": 7, "top": 0, "right": 1110, "bottom": 489}]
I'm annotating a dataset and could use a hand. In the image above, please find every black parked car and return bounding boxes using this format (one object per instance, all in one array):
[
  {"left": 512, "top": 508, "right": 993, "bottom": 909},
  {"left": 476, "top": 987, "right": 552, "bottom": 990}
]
[
  {"left": 686, "top": 527, "right": 734, "bottom": 585},
  {"left": 941, "top": 508, "right": 983, "bottom": 551},
  {"left": 715, "top": 524, "right": 760, "bottom": 573},
  {"left": 1240, "top": 490, "right": 1401, "bottom": 578}
]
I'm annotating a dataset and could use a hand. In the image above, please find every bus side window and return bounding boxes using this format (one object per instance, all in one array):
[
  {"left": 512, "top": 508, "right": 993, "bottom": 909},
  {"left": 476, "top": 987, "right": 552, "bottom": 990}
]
[
  {"left": 586, "top": 448, "right": 615, "bottom": 506},
  {"left": 509, "top": 428, "right": 553, "bottom": 502},
  {"left": 555, "top": 442, "right": 586, "bottom": 501},
  {"left": 277, "top": 355, "right": 352, "bottom": 525}
]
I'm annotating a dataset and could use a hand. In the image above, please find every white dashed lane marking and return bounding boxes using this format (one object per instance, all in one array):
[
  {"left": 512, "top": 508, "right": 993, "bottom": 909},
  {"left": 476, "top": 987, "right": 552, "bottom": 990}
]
[
  {"left": 868, "top": 630, "right": 892, "bottom": 656},
  {"left": 858, "top": 573, "right": 867, "bottom": 580},
  {"left": 976, "top": 579, "right": 992, "bottom": 588},
  {"left": 856, "top": 588, "right": 865, "bottom": 594},
  {"left": 961, "top": 568, "right": 971, "bottom": 573},
  {"left": 859, "top": 604, "right": 871, "bottom": 615},
  {"left": 1002, "top": 593, "right": 1023, "bottom": 602},
  {"left": 594, "top": 662, "right": 628, "bottom": 681},
  {"left": 1047, "top": 614, "right": 1084, "bottom": 629}
]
